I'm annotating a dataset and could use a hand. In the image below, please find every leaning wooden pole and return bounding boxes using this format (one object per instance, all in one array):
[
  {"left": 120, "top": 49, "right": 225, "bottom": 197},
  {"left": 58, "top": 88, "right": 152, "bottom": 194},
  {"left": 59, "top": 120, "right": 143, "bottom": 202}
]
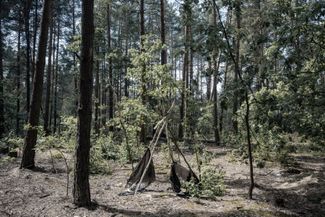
[{"left": 134, "top": 121, "right": 167, "bottom": 195}]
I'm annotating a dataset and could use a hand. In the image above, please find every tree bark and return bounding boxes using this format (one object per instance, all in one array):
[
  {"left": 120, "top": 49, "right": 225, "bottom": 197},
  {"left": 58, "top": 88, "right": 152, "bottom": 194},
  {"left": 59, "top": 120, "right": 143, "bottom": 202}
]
[
  {"left": 219, "top": 6, "right": 232, "bottom": 134},
  {"left": 20, "top": 0, "right": 53, "bottom": 169},
  {"left": 211, "top": 0, "right": 220, "bottom": 144},
  {"left": 101, "top": 61, "right": 107, "bottom": 127},
  {"left": 72, "top": 0, "right": 78, "bottom": 117},
  {"left": 0, "top": 14, "right": 4, "bottom": 138},
  {"left": 24, "top": 0, "right": 33, "bottom": 115},
  {"left": 16, "top": 22, "right": 22, "bottom": 136},
  {"left": 254, "top": 0, "right": 263, "bottom": 90},
  {"left": 207, "top": 59, "right": 211, "bottom": 101},
  {"left": 31, "top": 0, "right": 39, "bottom": 85},
  {"left": 245, "top": 90, "right": 254, "bottom": 199},
  {"left": 73, "top": 0, "right": 94, "bottom": 207},
  {"left": 219, "top": 60, "right": 228, "bottom": 134},
  {"left": 44, "top": 22, "right": 54, "bottom": 135},
  {"left": 53, "top": 18, "right": 60, "bottom": 134},
  {"left": 160, "top": 0, "right": 167, "bottom": 65},
  {"left": 94, "top": 57, "right": 100, "bottom": 135},
  {"left": 179, "top": 0, "right": 191, "bottom": 141},
  {"left": 107, "top": 3, "right": 114, "bottom": 130},
  {"left": 49, "top": 25, "right": 56, "bottom": 129},
  {"left": 124, "top": 36, "right": 129, "bottom": 98},
  {"left": 232, "top": 0, "right": 241, "bottom": 134},
  {"left": 140, "top": 0, "right": 147, "bottom": 143},
  {"left": 213, "top": 56, "right": 221, "bottom": 145},
  {"left": 215, "top": 1, "right": 254, "bottom": 198},
  {"left": 189, "top": 29, "right": 194, "bottom": 95}
]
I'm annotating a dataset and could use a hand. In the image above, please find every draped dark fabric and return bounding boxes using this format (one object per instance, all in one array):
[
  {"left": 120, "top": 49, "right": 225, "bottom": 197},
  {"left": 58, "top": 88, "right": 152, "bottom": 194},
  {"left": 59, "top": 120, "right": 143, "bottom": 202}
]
[
  {"left": 169, "top": 162, "right": 200, "bottom": 193},
  {"left": 125, "top": 148, "right": 200, "bottom": 194},
  {"left": 170, "top": 162, "right": 182, "bottom": 193},
  {"left": 126, "top": 148, "right": 156, "bottom": 191}
]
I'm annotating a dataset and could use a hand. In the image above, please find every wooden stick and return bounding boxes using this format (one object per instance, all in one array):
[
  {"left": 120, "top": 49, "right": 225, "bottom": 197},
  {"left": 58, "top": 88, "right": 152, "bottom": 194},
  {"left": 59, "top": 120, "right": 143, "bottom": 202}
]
[
  {"left": 167, "top": 126, "right": 197, "bottom": 179},
  {"left": 134, "top": 121, "right": 166, "bottom": 195},
  {"left": 165, "top": 123, "right": 174, "bottom": 163}
]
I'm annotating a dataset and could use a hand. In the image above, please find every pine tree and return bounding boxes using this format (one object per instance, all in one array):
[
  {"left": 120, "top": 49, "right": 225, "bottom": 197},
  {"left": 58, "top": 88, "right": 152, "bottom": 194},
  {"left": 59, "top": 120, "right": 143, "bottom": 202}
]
[
  {"left": 20, "top": 0, "right": 53, "bottom": 169},
  {"left": 73, "top": 0, "right": 94, "bottom": 207}
]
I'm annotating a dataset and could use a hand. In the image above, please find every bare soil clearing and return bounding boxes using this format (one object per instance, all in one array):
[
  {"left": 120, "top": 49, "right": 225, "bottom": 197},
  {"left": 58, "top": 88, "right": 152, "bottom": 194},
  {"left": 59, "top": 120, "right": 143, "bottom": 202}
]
[{"left": 0, "top": 147, "right": 324, "bottom": 217}]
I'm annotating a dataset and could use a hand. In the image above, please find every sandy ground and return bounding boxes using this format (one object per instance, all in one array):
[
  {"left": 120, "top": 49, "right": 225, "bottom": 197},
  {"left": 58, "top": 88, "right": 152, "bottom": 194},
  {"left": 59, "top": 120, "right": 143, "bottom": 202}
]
[{"left": 0, "top": 147, "right": 324, "bottom": 217}]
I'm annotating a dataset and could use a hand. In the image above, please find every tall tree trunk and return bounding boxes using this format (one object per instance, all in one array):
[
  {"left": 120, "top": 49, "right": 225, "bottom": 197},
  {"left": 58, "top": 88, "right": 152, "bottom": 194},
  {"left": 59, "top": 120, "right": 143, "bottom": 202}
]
[
  {"left": 211, "top": 0, "right": 220, "bottom": 144},
  {"left": 101, "top": 61, "right": 106, "bottom": 127},
  {"left": 219, "top": 60, "right": 228, "bottom": 134},
  {"left": 49, "top": 27, "right": 56, "bottom": 129},
  {"left": 140, "top": 0, "right": 146, "bottom": 143},
  {"left": 107, "top": 3, "right": 114, "bottom": 131},
  {"left": 254, "top": 0, "right": 263, "bottom": 90},
  {"left": 72, "top": 0, "right": 78, "bottom": 117},
  {"left": 160, "top": 0, "right": 167, "bottom": 113},
  {"left": 207, "top": 59, "right": 211, "bottom": 101},
  {"left": 73, "top": 0, "right": 94, "bottom": 207},
  {"left": 25, "top": 0, "right": 33, "bottom": 115},
  {"left": 124, "top": 36, "right": 129, "bottom": 98},
  {"left": 179, "top": 0, "right": 191, "bottom": 140},
  {"left": 53, "top": 17, "right": 60, "bottom": 134},
  {"left": 0, "top": 16, "right": 4, "bottom": 138},
  {"left": 213, "top": 55, "right": 221, "bottom": 145},
  {"left": 245, "top": 90, "right": 254, "bottom": 199},
  {"left": 31, "top": 0, "right": 39, "bottom": 84},
  {"left": 160, "top": 0, "right": 167, "bottom": 65},
  {"left": 16, "top": 23, "right": 22, "bottom": 136},
  {"left": 94, "top": 57, "right": 100, "bottom": 135},
  {"left": 215, "top": 2, "right": 254, "bottom": 198},
  {"left": 189, "top": 48, "right": 194, "bottom": 95},
  {"left": 189, "top": 25, "right": 194, "bottom": 95},
  {"left": 179, "top": 26, "right": 189, "bottom": 140},
  {"left": 218, "top": 5, "right": 232, "bottom": 134},
  {"left": 117, "top": 20, "right": 122, "bottom": 102},
  {"left": 44, "top": 23, "right": 54, "bottom": 135},
  {"left": 20, "top": 0, "right": 53, "bottom": 169},
  {"left": 232, "top": 0, "right": 241, "bottom": 134}
]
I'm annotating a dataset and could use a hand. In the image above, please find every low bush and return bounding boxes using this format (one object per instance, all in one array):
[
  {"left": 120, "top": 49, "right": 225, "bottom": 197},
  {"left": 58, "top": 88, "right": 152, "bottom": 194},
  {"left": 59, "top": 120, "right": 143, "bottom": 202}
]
[{"left": 184, "top": 167, "right": 225, "bottom": 199}]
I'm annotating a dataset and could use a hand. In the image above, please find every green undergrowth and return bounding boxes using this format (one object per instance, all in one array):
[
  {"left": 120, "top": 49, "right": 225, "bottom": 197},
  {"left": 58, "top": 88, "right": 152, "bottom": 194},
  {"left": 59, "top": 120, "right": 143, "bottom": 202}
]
[{"left": 184, "top": 167, "right": 225, "bottom": 199}]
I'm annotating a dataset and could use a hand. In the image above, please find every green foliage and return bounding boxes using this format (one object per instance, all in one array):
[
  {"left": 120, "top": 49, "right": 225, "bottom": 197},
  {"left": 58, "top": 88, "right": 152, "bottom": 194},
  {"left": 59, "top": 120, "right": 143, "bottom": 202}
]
[
  {"left": 0, "top": 131, "right": 24, "bottom": 151},
  {"left": 94, "top": 135, "right": 119, "bottom": 160},
  {"left": 67, "top": 35, "right": 81, "bottom": 54},
  {"left": 0, "top": 156, "right": 15, "bottom": 165},
  {"left": 184, "top": 167, "right": 225, "bottom": 199},
  {"left": 160, "top": 142, "right": 172, "bottom": 166},
  {"left": 113, "top": 98, "right": 157, "bottom": 141},
  {"left": 128, "top": 35, "right": 177, "bottom": 101},
  {"left": 89, "top": 142, "right": 111, "bottom": 175},
  {"left": 184, "top": 180, "right": 201, "bottom": 198},
  {"left": 247, "top": 81, "right": 324, "bottom": 163},
  {"left": 200, "top": 167, "right": 225, "bottom": 198},
  {"left": 118, "top": 141, "right": 145, "bottom": 164},
  {"left": 36, "top": 117, "right": 77, "bottom": 152},
  {"left": 196, "top": 103, "right": 213, "bottom": 137},
  {"left": 59, "top": 116, "right": 78, "bottom": 151}
]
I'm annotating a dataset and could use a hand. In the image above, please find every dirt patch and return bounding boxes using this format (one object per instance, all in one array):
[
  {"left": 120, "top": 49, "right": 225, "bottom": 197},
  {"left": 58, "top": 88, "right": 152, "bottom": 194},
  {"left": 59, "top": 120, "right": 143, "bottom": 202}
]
[{"left": 0, "top": 148, "right": 324, "bottom": 217}]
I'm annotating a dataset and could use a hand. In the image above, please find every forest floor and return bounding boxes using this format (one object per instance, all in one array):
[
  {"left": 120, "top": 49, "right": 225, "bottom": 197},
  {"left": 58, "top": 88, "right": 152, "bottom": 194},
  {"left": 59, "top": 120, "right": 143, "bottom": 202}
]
[{"left": 0, "top": 145, "right": 324, "bottom": 217}]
